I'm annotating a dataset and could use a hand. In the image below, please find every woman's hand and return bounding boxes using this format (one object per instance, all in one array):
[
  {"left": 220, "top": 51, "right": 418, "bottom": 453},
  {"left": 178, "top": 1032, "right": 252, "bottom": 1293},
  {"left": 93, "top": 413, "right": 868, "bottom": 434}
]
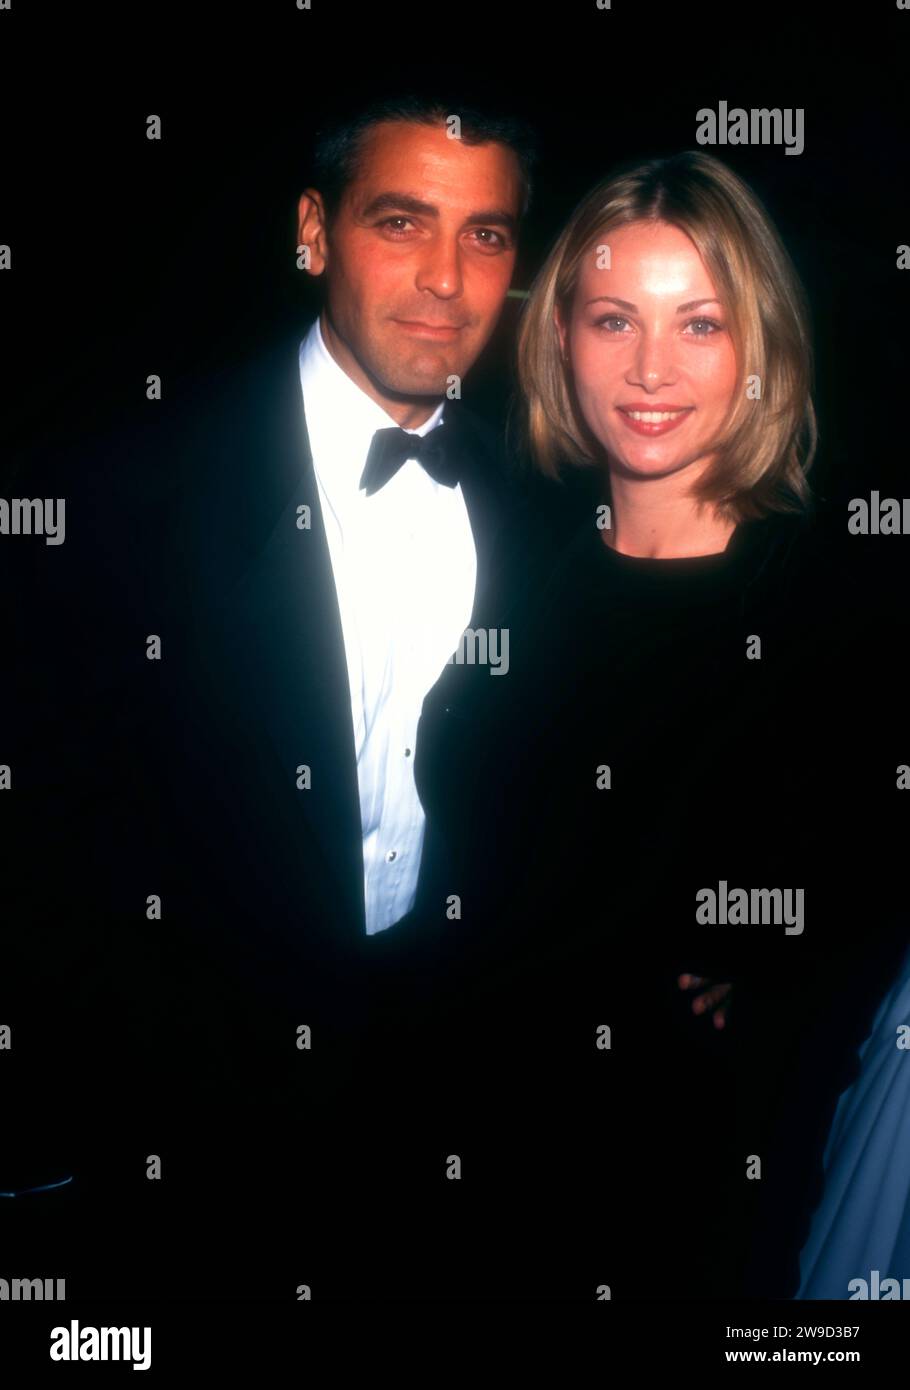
[{"left": 678, "top": 974, "right": 732, "bottom": 1029}]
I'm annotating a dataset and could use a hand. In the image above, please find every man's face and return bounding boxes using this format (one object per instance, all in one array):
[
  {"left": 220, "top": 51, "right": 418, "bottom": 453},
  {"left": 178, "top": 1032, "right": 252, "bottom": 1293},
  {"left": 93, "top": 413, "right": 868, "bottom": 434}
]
[{"left": 301, "top": 120, "right": 521, "bottom": 403}]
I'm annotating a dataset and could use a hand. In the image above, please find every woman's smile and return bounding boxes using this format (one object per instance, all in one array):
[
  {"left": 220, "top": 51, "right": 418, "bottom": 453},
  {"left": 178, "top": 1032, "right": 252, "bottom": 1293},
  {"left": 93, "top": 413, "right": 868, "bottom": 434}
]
[{"left": 616, "top": 403, "right": 695, "bottom": 436}]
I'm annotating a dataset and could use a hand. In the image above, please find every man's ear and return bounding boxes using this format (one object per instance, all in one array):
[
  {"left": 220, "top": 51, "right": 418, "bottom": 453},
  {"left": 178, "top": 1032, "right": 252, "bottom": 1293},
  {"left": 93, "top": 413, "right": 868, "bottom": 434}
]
[{"left": 297, "top": 188, "right": 329, "bottom": 276}]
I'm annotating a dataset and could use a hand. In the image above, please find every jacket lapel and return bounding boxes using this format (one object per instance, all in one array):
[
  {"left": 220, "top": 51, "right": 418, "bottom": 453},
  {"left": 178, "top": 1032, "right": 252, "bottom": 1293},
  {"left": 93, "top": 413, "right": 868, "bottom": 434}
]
[
  {"left": 202, "top": 333, "right": 366, "bottom": 949},
  {"left": 441, "top": 398, "right": 509, "bottom": 629},
  {"left": 194, "top": 336, "right": 508, "bottom": 953}
]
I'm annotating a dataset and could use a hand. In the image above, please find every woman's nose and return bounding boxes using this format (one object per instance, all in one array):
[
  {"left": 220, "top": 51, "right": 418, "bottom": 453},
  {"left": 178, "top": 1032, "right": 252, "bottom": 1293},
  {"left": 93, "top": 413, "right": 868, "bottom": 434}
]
[{"left": 629, "top": 332, "right": 676, "bottom": 390}]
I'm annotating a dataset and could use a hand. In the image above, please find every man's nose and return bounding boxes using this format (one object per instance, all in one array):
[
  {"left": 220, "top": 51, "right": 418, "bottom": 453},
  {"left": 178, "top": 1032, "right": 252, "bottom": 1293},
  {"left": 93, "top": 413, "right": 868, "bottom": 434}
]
[{"left": 414, "top": 237, "right": 464, "bottom": 299}]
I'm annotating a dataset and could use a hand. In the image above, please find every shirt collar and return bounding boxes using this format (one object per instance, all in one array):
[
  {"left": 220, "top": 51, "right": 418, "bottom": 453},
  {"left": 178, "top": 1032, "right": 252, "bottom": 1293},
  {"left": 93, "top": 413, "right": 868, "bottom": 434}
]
[{"left": 299, "top": 315, "right": 445, "bottom": 499}]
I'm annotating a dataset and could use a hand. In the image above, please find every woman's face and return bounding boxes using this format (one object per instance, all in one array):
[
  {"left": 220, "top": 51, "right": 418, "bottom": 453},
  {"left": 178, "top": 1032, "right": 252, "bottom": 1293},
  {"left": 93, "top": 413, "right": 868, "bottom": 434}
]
[{"left": 557, "top": 220, "right": 738, "bottom": 483}]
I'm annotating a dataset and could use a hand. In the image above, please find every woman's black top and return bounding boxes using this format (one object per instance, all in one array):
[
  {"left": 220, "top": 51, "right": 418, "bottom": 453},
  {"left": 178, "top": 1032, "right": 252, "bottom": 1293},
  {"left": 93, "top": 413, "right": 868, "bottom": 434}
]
[
  {"left": 412, "top": 498, "right": 903, "bottom": 1296},
  {"left": 419, "top": 508, "right": 821, "bottom": 974}
]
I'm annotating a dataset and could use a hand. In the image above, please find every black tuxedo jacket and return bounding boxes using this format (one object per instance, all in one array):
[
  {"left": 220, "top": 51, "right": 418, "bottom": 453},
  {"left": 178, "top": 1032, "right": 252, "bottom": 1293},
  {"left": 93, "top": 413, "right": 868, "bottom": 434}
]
[{"left": 5, "top": 324, "right": 519, "bottom": 1212}]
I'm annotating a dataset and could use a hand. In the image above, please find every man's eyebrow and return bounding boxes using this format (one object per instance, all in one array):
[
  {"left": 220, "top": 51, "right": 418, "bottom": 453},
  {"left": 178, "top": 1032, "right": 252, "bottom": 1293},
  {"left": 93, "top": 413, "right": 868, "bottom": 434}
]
[
  {"left": 584, "top": 295, "right": 722, "bottom": 313},
  {"left": 359, "top": 191, "right": 517, "bottom": 233}
]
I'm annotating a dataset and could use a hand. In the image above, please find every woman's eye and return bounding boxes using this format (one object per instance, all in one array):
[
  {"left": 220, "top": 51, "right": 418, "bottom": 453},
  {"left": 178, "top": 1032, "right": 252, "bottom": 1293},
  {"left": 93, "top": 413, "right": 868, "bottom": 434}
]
[{"left": 593, "top": 315, "right": 724, "bottom": 335}]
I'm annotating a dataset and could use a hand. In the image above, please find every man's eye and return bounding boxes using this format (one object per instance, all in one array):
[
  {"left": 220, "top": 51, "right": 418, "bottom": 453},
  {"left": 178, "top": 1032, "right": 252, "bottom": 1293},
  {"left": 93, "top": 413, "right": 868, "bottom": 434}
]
[
  {"left": 471, "top": 228, "right": 507, "bottom": 249},
  {"left": 375, "top": 219, "right": 508, "bottom": 248},
  {"left": 379, "top": 217, "right": 416, "bottom": 234}
]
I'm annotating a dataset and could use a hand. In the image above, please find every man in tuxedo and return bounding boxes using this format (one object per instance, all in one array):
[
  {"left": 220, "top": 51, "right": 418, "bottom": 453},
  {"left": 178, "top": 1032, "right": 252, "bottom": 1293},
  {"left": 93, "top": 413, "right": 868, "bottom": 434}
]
[{"left": 5, "top": 93, "right": 545, "bottom": 1294}]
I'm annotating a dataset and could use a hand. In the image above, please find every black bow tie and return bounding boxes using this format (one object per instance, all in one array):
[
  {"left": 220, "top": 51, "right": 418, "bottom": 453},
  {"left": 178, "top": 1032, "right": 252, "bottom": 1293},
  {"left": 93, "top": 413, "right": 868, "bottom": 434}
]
[{"left": 359, "top": 422, "right": 458, "bottom": 496}]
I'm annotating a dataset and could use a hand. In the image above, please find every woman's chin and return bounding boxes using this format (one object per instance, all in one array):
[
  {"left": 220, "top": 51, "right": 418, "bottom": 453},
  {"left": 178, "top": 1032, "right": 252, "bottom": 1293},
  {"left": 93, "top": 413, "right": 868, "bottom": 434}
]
[{"left": 606, "top": 451, "right": 689, "bottom": 483}]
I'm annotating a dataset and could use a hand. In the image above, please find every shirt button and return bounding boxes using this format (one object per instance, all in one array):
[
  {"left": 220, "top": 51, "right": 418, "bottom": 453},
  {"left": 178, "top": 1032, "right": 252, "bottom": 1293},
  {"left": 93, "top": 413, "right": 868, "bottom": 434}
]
[
  {"left": 386, "top": 849, "right": 398, "bottom": 863},
  {"left": 404, "top": 748, "right": 412, "bottom": 758}
]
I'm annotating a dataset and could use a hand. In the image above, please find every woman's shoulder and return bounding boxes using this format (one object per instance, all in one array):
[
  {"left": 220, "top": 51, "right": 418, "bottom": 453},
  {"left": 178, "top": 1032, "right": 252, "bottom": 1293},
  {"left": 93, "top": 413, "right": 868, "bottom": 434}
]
[
  {"left": 739, "top": 496, "right": 840, "bottom": 608},
  {"left": 740, "top": 497, "right": 878, "bottom": 708}
]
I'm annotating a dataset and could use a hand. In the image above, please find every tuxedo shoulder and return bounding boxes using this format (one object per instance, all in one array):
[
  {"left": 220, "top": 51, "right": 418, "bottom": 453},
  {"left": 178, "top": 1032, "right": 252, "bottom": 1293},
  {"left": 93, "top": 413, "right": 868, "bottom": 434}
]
[
  {"left": 450, "top": 398, "right": 502, "bottom": 452},
  {"left": 445, "top": 398, "right": 506, "bottom": 478},
  {"left": 13, "top": 329, "right": 305, "bottom": 600},
  {"left": 494, "top": 461, "right": 602, "bottom": 569}
]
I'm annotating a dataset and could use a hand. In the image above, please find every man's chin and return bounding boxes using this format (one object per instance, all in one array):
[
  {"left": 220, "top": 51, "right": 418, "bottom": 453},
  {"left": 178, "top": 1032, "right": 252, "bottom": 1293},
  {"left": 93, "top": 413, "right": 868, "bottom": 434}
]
[
  {"left": 380, "top": 363, "right": 457, "bottom": 399},
  {"left": 374, "top": 333, "right": 474, "bottom": 391}
]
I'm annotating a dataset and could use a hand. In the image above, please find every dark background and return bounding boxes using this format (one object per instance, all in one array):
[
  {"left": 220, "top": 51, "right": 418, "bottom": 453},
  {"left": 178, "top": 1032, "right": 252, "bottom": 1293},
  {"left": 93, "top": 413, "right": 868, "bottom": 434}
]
[
  {"left": 3, "top": 0, "right": 909, "bottom": 519},
  {"left": 1, "top": 0, "right": 908, "bottom": 1324}
]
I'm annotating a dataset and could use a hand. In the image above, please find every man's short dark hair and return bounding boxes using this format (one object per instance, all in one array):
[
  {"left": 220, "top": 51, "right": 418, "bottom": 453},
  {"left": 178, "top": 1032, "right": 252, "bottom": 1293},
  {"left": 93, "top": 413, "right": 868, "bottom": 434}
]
[{"left": 310, "top": 93, "right": 538, "bottom": 225}]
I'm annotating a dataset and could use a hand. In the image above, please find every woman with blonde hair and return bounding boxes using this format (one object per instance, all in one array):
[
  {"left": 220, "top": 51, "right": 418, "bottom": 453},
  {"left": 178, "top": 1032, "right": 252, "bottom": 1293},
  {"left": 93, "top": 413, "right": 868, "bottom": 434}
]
[
  {"left": 415, "top": 150, "right": 889, "bottom": 1298},
  {"left": 517, "top": 148, "right": 815, "bottom": 538}
]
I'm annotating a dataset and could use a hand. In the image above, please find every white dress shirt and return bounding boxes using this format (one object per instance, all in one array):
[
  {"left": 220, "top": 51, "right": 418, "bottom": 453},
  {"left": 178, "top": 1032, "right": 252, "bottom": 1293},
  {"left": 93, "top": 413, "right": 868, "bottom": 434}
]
[{"left": 299, "top": 317, "right": 477, "bottom": 934}]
